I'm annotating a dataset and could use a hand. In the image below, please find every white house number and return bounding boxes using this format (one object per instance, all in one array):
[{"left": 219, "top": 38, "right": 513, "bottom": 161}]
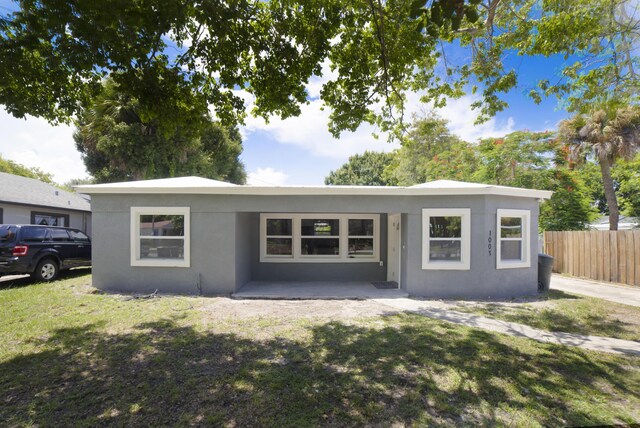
[{"left": 488, "top": 230, "right": 492, "bottom": 256}]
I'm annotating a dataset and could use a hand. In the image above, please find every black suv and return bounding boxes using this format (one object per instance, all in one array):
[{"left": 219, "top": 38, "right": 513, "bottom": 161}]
[{"left": 0, "top": 225, "right": 91, "bottom": 281}]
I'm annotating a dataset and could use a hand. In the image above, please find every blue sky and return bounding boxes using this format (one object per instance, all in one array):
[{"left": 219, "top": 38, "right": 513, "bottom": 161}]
[{"left": 0, "top": 1, "right": 571, "bottom": 185}]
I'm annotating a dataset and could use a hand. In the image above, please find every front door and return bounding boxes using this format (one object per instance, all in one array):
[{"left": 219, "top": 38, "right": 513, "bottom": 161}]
[{"left": 387, "top": 213, "right": 401, "bottom": 284}]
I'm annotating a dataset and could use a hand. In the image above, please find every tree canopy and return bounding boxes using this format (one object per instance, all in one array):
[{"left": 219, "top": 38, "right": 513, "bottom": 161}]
[
  {"left": 73, "top": 79, "right": 246, "bottom": 183},
  {"left": 325, "top": 115, "right": 600, "bottom": 231},
  {"left": 325, "top": 151, "right": 396, "bottom": 186},
  {"left": 2, "top": 0, "right": 637, "bottom": 136},
  {"left": 558, "top": 106, "right": 640, "bottom": 229},
  {"left": 0, "top": 154, "right": 54, "bottom": 183}
]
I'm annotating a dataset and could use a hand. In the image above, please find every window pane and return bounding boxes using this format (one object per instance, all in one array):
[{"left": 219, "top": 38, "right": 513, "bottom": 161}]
[
  {"left": 429, "top": 216, "right": 462, "bottom": 238},
  {"left": 140, "top": 215, "right": 184, "bottom": 237},
  {"left": 501, "top": 217, "right": 522, "bottom": 238},
  {"left": 301, "top": 238, "right": 340, "bottom": 255},
  {"left": 49, "top": 229, "right": 70, "bottom": 242},
  {"left": 69, "top": 230, "right": 90, "bottom": 242},
  {"left": 266, "top": 219, "right": 292, "bottom": 236},
  {"left": 0, "top": 226, "right": 17, "bottom": 242},
  {"left": 34, "top": 214, "right": 65, "bottom": 227},
  {"left": 349, "top": 219, "right": 374, "bottom": 236},
  {"left": 501, "top": 241, "right": 522, "bottom": 260},
  {"left": 21, "top": 227, "right": 47, "bottom": 242},
  {"left": 266, "top": 238, "right": 292, "bottom": 255},
  {"left": 301, "top": 219, "right": 339, "bottom": 236},
  {"left": 348, "top": 238, "right": 374, "bottom": 256},
  {"left": 140, "top": 238, "right": 184, "bottom": 259},
  {"left": 429, "top": 240, "right": 462, "bottom": 261}
]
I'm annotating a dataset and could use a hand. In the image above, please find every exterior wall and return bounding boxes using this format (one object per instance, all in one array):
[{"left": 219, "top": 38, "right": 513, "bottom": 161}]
[
  {"left": 235, "top": 212, "right": 253, "bottom": 290},
  {"left": 90, "top": 193, "right": 540, "bottom": 298},
  {"left": 403, "top": 195, "right": 539, "bottom": 298},
  {"left": 0, "top": 202, "right": 91, "bottom": 235}
]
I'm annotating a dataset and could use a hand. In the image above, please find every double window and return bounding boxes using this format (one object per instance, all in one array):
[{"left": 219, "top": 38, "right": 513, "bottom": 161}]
[
  {"left": 130, "top": 207, "right": 190, "bottom": 267},
  {"left": 261, "top": 213, "right": 379, "bottom": 263},
  {"left": 496, "top": 209, "right": 530, "bottom": 269},
  {"left": 422, "top": 209, "right": 470, "bottom": 270}
]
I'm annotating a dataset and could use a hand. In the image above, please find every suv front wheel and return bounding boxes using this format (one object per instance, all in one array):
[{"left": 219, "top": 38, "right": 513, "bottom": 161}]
[{"left": 33, "top": 258, "right": 59, "bottom": 282}]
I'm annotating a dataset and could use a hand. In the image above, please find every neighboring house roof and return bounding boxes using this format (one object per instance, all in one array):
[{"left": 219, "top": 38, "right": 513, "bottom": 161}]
[
  {"left": 0, "top": 172, "right": 91, "bottom": 212},
  {"left": 590, "top": 215, "right": 640, "bottom": 230},
  {"left": 77, "top": 176, "right": 553, "bottom": 199}
]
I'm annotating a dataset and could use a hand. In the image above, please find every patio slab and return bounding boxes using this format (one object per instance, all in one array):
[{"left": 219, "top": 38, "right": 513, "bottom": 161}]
[{"left": 233, "top": 281, "right": 409, "bottom": 299}]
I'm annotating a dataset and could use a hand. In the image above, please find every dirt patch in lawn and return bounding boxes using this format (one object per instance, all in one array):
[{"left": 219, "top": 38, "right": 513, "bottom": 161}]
[{"left": 198, "top": 297, "right": 401, "bottom": 321}]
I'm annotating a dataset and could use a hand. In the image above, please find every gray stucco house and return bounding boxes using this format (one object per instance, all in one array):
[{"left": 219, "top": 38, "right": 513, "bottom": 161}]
[
  {"left": 1, "top": 172, "right": 91, "bottom": 234},
  {"left": 77, "top": 176, "right": 551, "bottom": 298}
]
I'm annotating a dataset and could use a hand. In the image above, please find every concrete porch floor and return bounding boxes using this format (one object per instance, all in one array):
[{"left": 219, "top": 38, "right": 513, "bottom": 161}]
[{"left": 233, "top": 281, "right": 409, "bottom": 299}]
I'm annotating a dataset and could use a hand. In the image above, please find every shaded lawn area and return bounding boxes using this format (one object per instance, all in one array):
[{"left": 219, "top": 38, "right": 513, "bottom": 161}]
[
  {"left": 1, "top": 274, "right": 639, "bottom": 427},
  {"left": 454, "top": 290, "right": 640, "bottom": 342}
]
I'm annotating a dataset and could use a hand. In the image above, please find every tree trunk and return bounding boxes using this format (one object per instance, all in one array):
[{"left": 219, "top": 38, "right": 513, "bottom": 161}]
[{"left": 599, "top": 157, "right": 619, "bottom": 230}]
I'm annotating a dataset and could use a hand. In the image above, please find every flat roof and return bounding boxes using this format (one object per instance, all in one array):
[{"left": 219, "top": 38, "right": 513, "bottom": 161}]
[{"left": 77, "top": 177, "right": 552, "bottom": 199}]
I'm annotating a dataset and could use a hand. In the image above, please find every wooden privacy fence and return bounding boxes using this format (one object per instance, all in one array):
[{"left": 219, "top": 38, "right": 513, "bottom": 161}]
[{"left": 543, "top": 230, "right": 640, "bottom": 287}]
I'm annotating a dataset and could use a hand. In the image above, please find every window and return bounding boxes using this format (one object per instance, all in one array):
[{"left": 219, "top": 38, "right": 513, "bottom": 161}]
[
  {"left": 69, "top": 230, "right": 90, "bottom": 243},
  {"left": 348, "top": 218, "right": 375, "bottom": 258},
  {"left": 21, "top": 227, "right": 48, "bottom": 243},
  {"left": 48, "top": 228, "right": 71, "bottom": 242},
  {"left": 496, "top": 209, "right": 530, "bottom": 269},
  {"left": 260, "top": 214, "right": 380, "bottom": 263},
  {"left": 131, "top": 207, "right": 190, "bottom": 267},
  {"left": 301, "top": 218, "right": 340, "bottom": 257},
  {"left": 265, "top": 218, "right": 293, "bottom": 257},
  {"left": 31, "top": 211, "right": 69, "bottom": 227},
  {"left": 422, "top": 209, "right": 470, "bottom": 270},
  {"left": 0, "top": 208, "right": 3, "bottom": 223}
]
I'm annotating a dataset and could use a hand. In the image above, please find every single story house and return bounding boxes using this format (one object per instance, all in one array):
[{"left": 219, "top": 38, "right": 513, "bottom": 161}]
[
  {"left": 77, "top": 177, "right": 552, "bottom": 298},
  {"left": 589, "top": 215, "right": 639, "bottom": 230},
  {"left": 1, "top": 172, "right": 92, "bottom": 234}
]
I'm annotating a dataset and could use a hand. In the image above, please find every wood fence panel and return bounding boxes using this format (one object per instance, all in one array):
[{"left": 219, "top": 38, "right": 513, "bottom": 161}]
[
  {"left": 610, "top": 232, "right": 618, "bottom": 283},
  {"left": 625, "top": 230, "right": 636, "bottom": 285},
  {"left": 591, "top": 230, "right": 604, "bottom": 281},
  {"left": 586, "top": 232, "right": 593, "bottom": 279},
  {"left": 544, "top": 230, "right": 638, "bottom": 286},
  {"left": 574, "top": 232, "right": 580, "bottom": 277},
  {"left": 618, "top": 232, "right": 627, "bottom": 285},
  {"left": 603, "top": 232, "right": 608, "bottom": 281},
  {"left": 635, "top": 230, "right": 640, "bottom": 286}
]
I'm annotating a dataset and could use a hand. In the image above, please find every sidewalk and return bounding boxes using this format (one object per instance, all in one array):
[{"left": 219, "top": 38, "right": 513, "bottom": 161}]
[
  {"left": 551, "top": 274, "right": 640, "bottom": 307},
  {"left": 375, "top": 298, "right": 640, "bottom": 356}
]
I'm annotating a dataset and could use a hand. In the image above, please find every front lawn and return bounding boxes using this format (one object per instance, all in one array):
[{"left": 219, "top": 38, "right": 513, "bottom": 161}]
[
  {"left": 454, "top": 290, "right": 640, "bottom": 341},
  {"left": 1, "top": 273, "right": 639, "bottom": 427}
]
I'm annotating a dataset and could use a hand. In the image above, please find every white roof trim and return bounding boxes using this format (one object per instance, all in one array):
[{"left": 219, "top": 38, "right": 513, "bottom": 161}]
[{"left": 76, "top": 177, "right": 552, "bottom": 199}]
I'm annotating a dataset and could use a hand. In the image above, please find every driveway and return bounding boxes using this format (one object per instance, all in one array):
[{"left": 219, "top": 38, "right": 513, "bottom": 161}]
[{"left": 551, "top": 274, "right": 640, "bottom": 307}]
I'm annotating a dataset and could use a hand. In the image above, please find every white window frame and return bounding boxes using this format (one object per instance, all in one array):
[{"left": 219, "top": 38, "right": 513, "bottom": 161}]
[
  {"left": 496, "top": 209, "right": 531, "bottom": 269},
  {"left": 422, "top": 208, "right": 471, "bottom": 270},
  {"left": 260, "top": 213, "right": 380, "bottom": 263},
  {"left": 130, "top": 206, "right": 190, "bottom": 268}
]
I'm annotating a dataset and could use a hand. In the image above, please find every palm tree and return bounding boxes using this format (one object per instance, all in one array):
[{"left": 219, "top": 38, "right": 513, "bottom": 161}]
[{"left": 558, "top": 107, "right": 640, "bottom": 230}]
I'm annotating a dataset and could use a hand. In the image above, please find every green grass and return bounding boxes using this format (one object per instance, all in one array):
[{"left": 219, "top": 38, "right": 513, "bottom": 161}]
[
  {"left": 1, "top": 273, "right": 639, "bottom": 427},
  {"left": 454, "top": 290, "right": 640, "bottom": 341}
]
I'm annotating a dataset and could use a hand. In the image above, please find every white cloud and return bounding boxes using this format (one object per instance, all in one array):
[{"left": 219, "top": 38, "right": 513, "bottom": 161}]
[
  {"left": 428, "top": 95, "right": 516, "bottom": 142},
  {"left": 399, "top": 90, "right": 516, "bottom": 142},
  {"left": 0, "top": 111, "right": 88, "bottom": 183},
  {"left": 239, "top": 86, "right": 515, "bottom": 166},
  {"left": 247, "top": 167, "right": 289, "bottom": 186}
]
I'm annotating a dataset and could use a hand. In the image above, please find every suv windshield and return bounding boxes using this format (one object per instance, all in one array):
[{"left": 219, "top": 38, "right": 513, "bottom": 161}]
[{"left": 0, "top": 225, "right": 17, "bottom": 242}]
